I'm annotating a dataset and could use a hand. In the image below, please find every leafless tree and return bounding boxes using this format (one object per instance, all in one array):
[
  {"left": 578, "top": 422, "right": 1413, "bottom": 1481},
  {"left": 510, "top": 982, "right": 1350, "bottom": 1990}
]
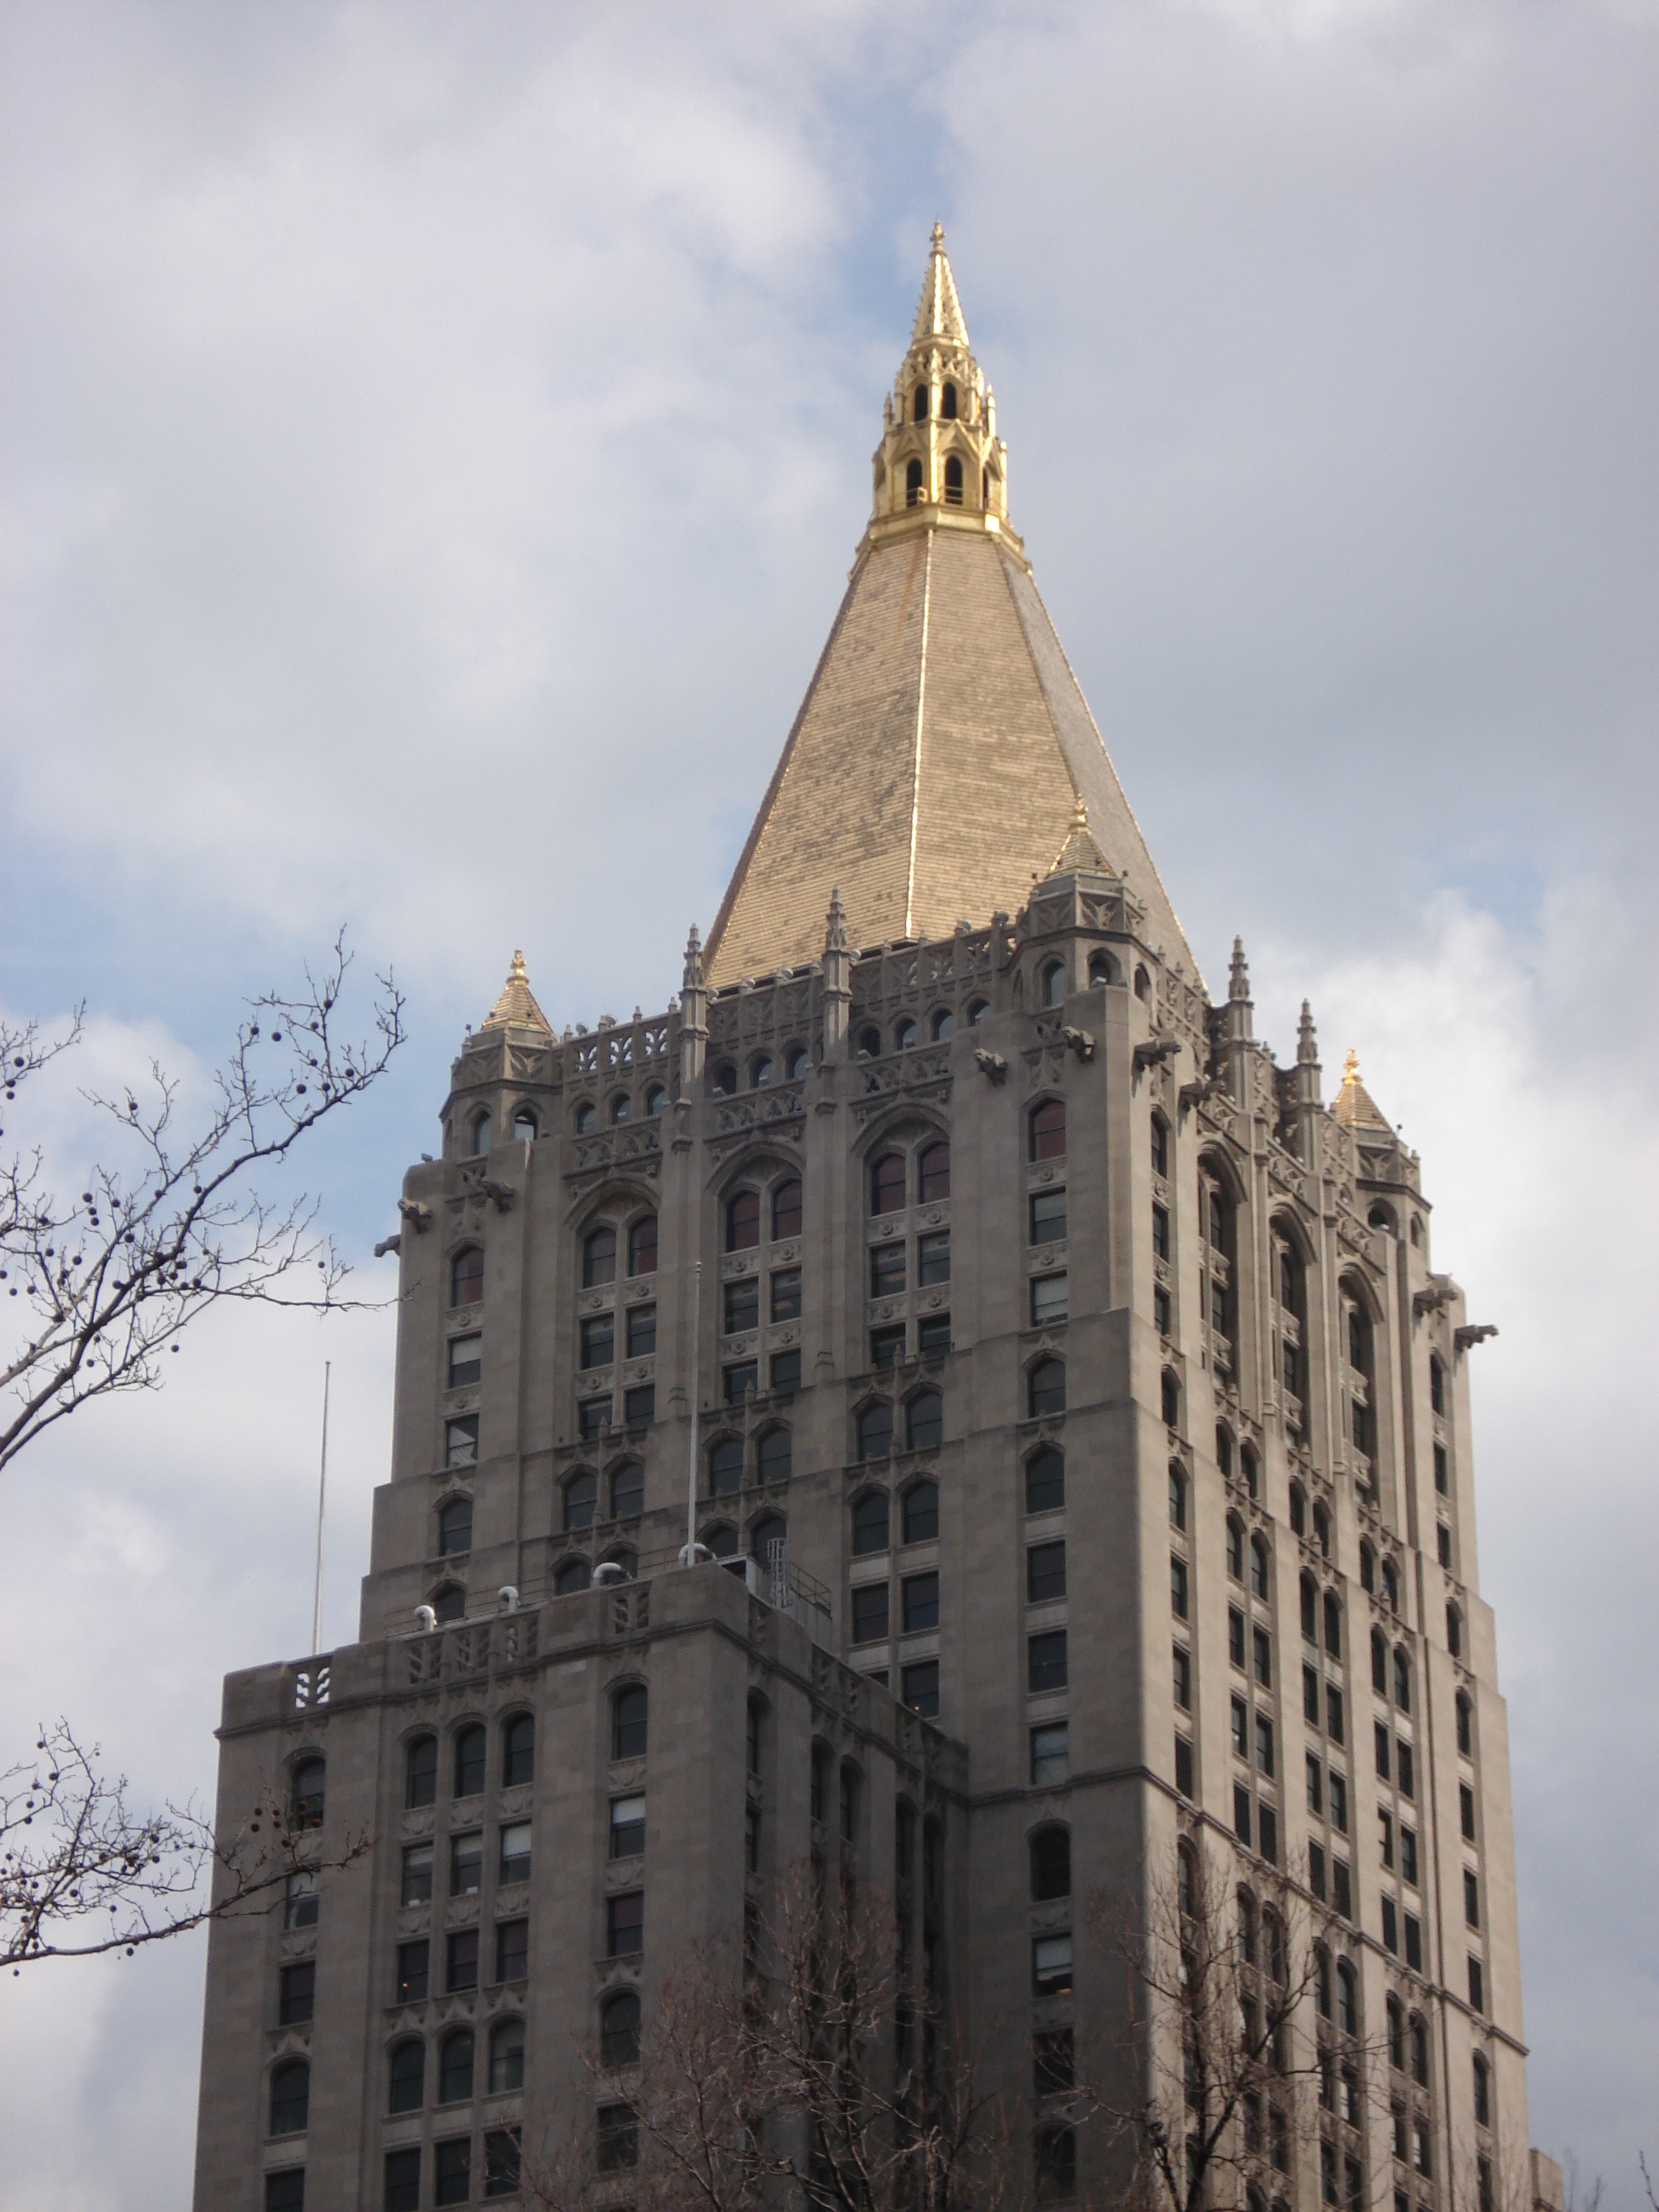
[
  {"left": 1, "top": 929, "right": 404, "bottom": 1471},
  {"left": 2, "top": 1717, "right": 368, "bottom": 1968},
  {"left": 518, "top": 1860, "right": 1022, "bottom": 2212}
]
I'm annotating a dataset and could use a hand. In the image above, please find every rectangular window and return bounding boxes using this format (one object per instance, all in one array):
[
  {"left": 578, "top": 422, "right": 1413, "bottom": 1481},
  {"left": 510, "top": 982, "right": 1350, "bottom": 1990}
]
[
  {"left": 770, "top": 1267, "right": 802, "bottom": 1321},
  {"left": 902, "top": 1660, "right": 939, "bottom": 1719},
  {"left": 1434, "top": 1441, "right": 1448, "bottom": 1494},
  {"left": 1256, "top": 1713, "right": 1275, "bottom": 1777},
  {"left": 484, "top": 2131, "right": 522, "bottom": 2203},
  {"left": 395, "top": 1939, "right": 429, "bottom": 2005},
  {"left": 1465, "top": 1868, "right": 1481, "bottom": 1928},
  {"left": 597, "top": 2107, "right": 638, "bottom": 2173},
  {"left": 723, "top": 1361, "right": 758, "bottom": 1404},
  {"left": 284, "top": 1870, "right": 319, "bottom": 1929},
  {"left": 1031, "top": 1723, "right": 1070, "bottom": 1786},
  {"left": 499, "top": 1822, "right": 532, "bottom": 1886},
  {"left": 870, "top": 1242, "right": 906, "bottom": 1296},
  {"left": 1032, "top": 1932, "right": 1073, "bottom": 1996},
  {"left": 1254, "top": 1627, "right": 1272, "bottom": 1687},
  {"left": 1034, "top": 2027, "right": 1075, "bottom": 2097},
  {"left": 1232, "top": 1696, "right": 1249, "bottom": 1758},
  {"left": 1028, "top": 1630, "right": 1068, "bottom": 1693},
  {"left": 1309, "top": 1841, "right": 1326, "bottom": 1900},
  {"left": 580, "top": 1315, "right": 613, "bottom": 1369},
  {"left": 745, "top": 1802, "right": 760, "bottom": 1873},
  {"left": 1173, "top": 1644, "right": 1191, "bottom": 1710},
  {"left": 1397, "top": 1741, "right": 1415, "bottom": 1799},
  {"left": 1461, "top": 1782, "right": 1478, "bottom": 1840},
  {"left": 496, "top": 1917, "right": 529, "bottom": 1983},
  {"left": 1230, "top": 1607, "right": 1246, "bottom": 1668},
  {"left": 434, "top": 2137, "right": 471, "bottom": 2207},
  {"left": 385, "top": 2150, "right": 422, "bottom": 2212},
  {"left": 1376, "top": 1720, "right": 1392, "bottom": 1780},
  {"left": 610, "top": 1795, "right": 646, "bottom": 1859},
  {"left": 401, "top": 1844, "right": 434, "bottom": 1908},
  {"left": 1327, "top": 1684, "right": 1345, "bottom": 1745},
  {"left": 1437, "top": 1522, "right": 1452, "bottom": 1567},
  {"left": 902, "top": 1572, "right": 939, "bottom": 1633},
  {"left": 1174, "top": 1734, "right": 1194, "bottom": 1799},
  {"left": 1170, "top": 1556, "right": 1188, "bottom": 1619},
  {"left": 607, "top": 1891, "right": 644, "bottom": 1957},
  {"left": 1029, "top": 1189, "right": 1068, "bottom": 1246},
  {"left": 1234, "top": 1782, "right": 1253, "bottom": 1845},
  {"left": 1027, "top": 1540, "right": 1067, "bottom": 1604},
  {"left": 770, "top": 1349, "right": 801, "bottom": 1394},
  {"left": 1402, "top": 1826, "right": 1419, "bottom": 1887},
  {"left": 624, "top": 1383, "right": 655, "bottom": 1425},
  {"left": 870, "top": 1325, "right": 906, "bottom": 1370},
  {"left": 448, "top": 1333, "right": 482, "bottom": 1388},
  {"left": 1258, "top": 1803, "right": 1277, "bottom": 1864},
  {"left": 1305, "top": 1664, "right": 1321, "bottom": 1725},
  {"left": 917, "top": 1313, "right": 952, "bottom": 1357},
  {"left": 450, "top": 1830, "right": 483, "bottom": 1897},
  {"left": 1379, "top": 1811, "right": 1393, "bottom": 1867},
  {"left": 447, "top": 1928, "right": 478, "bottom": 1992},
  {"left": 577, "top": 1397, "right": 609, "bottom": 1440},
  {"left": 1330, "top": 1772, "right": 1347, "bottom": 1833},
  {"left": 278, "top": 1961, "right": 314, "bottom": 2027},
  {"left": 851, "top": 1583, "right": 890, "bottom": 1643},
  {"left": 917, "top": 1231, "right": 950, "bottom": 1285},
  {"left": 1414, "top": 2120, "right": 1433, "bottom": 2178},
  {"left": 1307, "top": 1752, "right": 1324, "bottom": 1815},
  {"left": 626, "top": 1303, "right": 657, "bottom": 1357},
  {"left": 1404, "top": 1913, "right": 1422, "bottom": 1971},
  {"left": 1153, "top": 1284, "right": 1172, "bottom": 1337},
  {"left": 724, "top": 1277, "right": 759, "bottom": 1334},
  {"left": 1031, "top": 1272, "right": 1069, "bottom": 1326},
  {"left": 445, "top": 1415, "right": 478, "bottom": 1467},
  {"left": 1382, "top": 1895, "right": 1398, "bottom": 1952},
  {"left": 1152, "top": 1203, "right": 1170, "bottom": 1259},
  {"left": 265, "top": 2174, "right": 305, "bottom": 2212},
  {"left": 1333, "top": 1858, "right": 1351, "bottom": 1921}
]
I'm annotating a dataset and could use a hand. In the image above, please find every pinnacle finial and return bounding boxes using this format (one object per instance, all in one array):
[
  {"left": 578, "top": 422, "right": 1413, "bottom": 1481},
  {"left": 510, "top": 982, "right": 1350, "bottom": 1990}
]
[
  {"left": 1342, "top": 1047, "right": 1361, "bottom": 1086},
  {"left": 1297, "top": 1000, "right": 1319, "bottom": 1065},
  {"left": 1229, "top": 936, "right": 1251, "bottom": 1002},
  {"left": 683, "top": 925, "right": 705, "bottom": 992},
  {"left": 932, "top": 219, "right": 945, "bottom": 251},
  {"left": 825, "top": 886, "right": 849, "bottom": 954}
]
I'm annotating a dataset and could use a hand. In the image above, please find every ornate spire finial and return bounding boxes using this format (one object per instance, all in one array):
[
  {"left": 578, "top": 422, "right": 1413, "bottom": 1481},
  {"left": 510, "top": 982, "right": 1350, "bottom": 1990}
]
[
  {"left": 1342, "top": 1047, "right": 1361, "bottom": 1086},
  {"left": 1229, "top": 936, "right": 1251, "bottom": 1002},
  {"left": 482, "top": 948, "right": 550, "bottom": 1032},
  {"left": 683, "top": 925, "right": 704, "bottom": 991},
  {"left": 1298, "top": 1000, "right": 1319, "bottom": 1065},
  {"left": 825, "top": 886, "right": 848, "bottom": 954}
]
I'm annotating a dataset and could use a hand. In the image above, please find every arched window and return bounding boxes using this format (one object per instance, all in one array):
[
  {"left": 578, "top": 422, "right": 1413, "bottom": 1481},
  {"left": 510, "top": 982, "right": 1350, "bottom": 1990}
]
[
  {"left": 857, "top": 1024, "right": 882, "bottom": 1058},
  {"left": 853, "top": 1491, "right": 890, "bottom": 1555},
  {"left": 1030, "top": 1826, "right": 1071, "bottom": 1900},
  {"left": 756, "top": 1426, "right": 792, "bottom": 1484},
  {"left": 1393, "top": 1648, "right": 1412, "bottom": 1712},
  {"left": 1214, "top": 1425, "right": 1233, "bottom": 1478},
  {"left": 1456, "top": 1692, "right": 1473, "bottom": 1756},
  {"left": 1372, "top": 1628, "right": 1388, "bottom": 1695},
  {"left": 705, "top": 1524, "right": 739, "bottom": 1561},
  {"left": 859, "top": 1402, "right": 894, "bottom": 1461},
  {"left": 1473, "top": 2053, "right": 1490, "bottom": 2127},
  {"left": 490, "top": 2016, "right": 526, "bottom": 2093},
  {"left": 291, "top": 1757, "right": 325, "bottom": 1831},
  {"left": 941, "top": 381, "right": 958, "bottom": 420},
  {"left": 1313, "top": 1501, "right": 1331, "bottom": 1558},
  {"left": 708, "top": 1437, "right": 744, "bottom": 1496},
  {"left": 574, "top": 1100, "right": 597, "bottom": 1133},
  {"left": 1029, "top": 1099, "right": 1066, "bottom": 1161},
  {"left": 453, "top": 1724, "right": 486, "bottom": 1799},
  {"left": 786, "top": 1046, "right": 810, "bottom": 1079},
  {"left": 502, "top": 1712, "right": 534, "bottom": 1788},
  {"left": 1265, "top": 1910, "right": 1287, "bottom": 1984},
  {"left": 943, "top": 455, "right": 964, "bottom": 505},
  {"left": 1151, "top": 1115, "right": 1169, "bottom": 1178},
  {"left": 1289, "top": 1482, "right": 1307, "bottom": 1537},
  {"left": 600, "top": 1990, "right": 642, "bottom": 2068},
  {"left": 438, "top": 2027, "right": 474, "bottom": 2104},
  {"left": 751, "top": 1054, "right": 773, "bottom": 1088},
  {"left": 919, "top": 1142, "right": 950, "bottom": 1201},
  {"left": 1161, "top": 1369, "right": 1180, "bottom": 1429},
  {"left": 472, "top": 1111, "right": 493, "bottom": 1156},
  {"left": 1382, "top": 1558, "right": 1400, "bottom": 1613},
  {"left": 750, "top": 1512, "right": 787, "bottom": 1562},
  {"left": 1447, "top": 1602, "right": 1463, "bottom": 1658},
  {"left": 1251, "top": 1534, "right": 1270, "bottom": 1600},
  {"left": 432, "top": 1579, "right": 466, "bottom": 1624},
  {"left": 554, "top": 1558, "right": 588, "bottom": 1595},
  {"left": 405, "top": 1733, "right": 438, "bottom": 1810},
  {"left": 1237, "top": 1888, "right": 1258, "bottom": 1963},
  {"left": 564, "top": 1470, "right": 598, "bottom": 1531},
  {"left": 895, "top": 1016, "right": 917, "bottom": 1052},
  {"left": 1242, "top": 1443, "right": 1259, "bottom": 1500},
  {"left": 870, "top": 1152, "right": 906, "bottom": 1214},
  {"left": 645, "top": 1082, "right": 668, "bottom": 1115},
  {"left": 437, "top": 1496, "right": 473, "bottom": 1556},
  {"left": 1336, "top": 1960, "right": 1357, "bottom": 2034},
  {"left": 1134, "top": 964, "right": 1152, "bottom": 1002},
  {"left": 626, "top": 1214, "right": 657, "bottom": 1277},
  {"left": 610, "top": 1094, "right": 632, "bottom": 1126},
  {"left": 1301, "top": 1572, "right": 1317, "bottom": 1641},
  {"left": 389, "top": 2038, "right": 425, "bottom": 2113},
  {"left": 1324, "top": 1590, "right": 1342, "bottom": 1659},
  {"left": 1386, "top": 1996, "right": 1404, "bottom": 2070},
  {"left": 583, "top": 1226, "right": 617, "bottom": 1287},
  {"left": 906, "top": 456, "right": 924, "bottom": 505},
  {"left": 772, "top": 1177, "right": 803, "bottom": 1240},
  {"left": 269, "top": 2058, "right": 309, "bottom": 2135},
  {"left": 967, "top": 998, "right": 988, "bottom": 1026},
  {"left": 1368, "top": 1203, "right": 1395, "bottom": 1232},
  {"left": 451, "top": 1246, "right": 484, "bottom": 1306},
  {"left": 726, "top": 1189, "right": 760, "bottom": 1251},
  {"left": 612, "top": 1686, "right": 647, "bottom": 1761},
  {"left": 1039, "top": 959, "right": 1067, "bottom": 1008},
  {"left": 913, "top": 384, "right": 929, "bottom": 423},
  {"left": 611, "top": 1462, "right": 644, "bottom": 1520},
  {"left": 712, "top": 1060, "right": 738, "bottom": 1096},
  {"left": 931, "top": 1008, "right": 954, "bottom": 1041},
  {"left": 1168, "top": 1463, "right": 1186, "bottom": 1531},
  {"left": 1089, "top": 949, "right": 1119, "bottom": 986},
  {"left": 1410, "top": 2016, "right": 1430, "bottom": 2087},
  {"left": 513, "top": 1106, "right": 538, "bottom": 1142},
  {"left": 1430, "top": 1356, "right": 1446, "bottom": 1415},
  {"left": 907, "top": 1391, "right": 943, "bottom": 1451},
  {"left": 1177, "top": 1843, "right": 1196, "bottom": 1917},
  {"left": 1029, "top": 1359, "right": 1066, "bottom": 1417},
  {"left": 1027, "top": 1445, "right": 1064, "bottom": 1513},
  {"left": 903, "top": 1479, "right": 939, "bottom": 1544},
  {"left": 1035, "top": 2126, "right": 1076, "bottom": 2202},
  {"left": 1227, "top": 1517, "right": 1245, "bottom": 1580}
]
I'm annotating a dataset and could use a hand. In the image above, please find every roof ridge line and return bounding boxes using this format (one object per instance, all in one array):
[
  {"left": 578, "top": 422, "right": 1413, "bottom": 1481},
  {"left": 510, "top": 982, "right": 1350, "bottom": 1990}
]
[{"left": 903, "top": 532, "right": 936, "bottom": 939}]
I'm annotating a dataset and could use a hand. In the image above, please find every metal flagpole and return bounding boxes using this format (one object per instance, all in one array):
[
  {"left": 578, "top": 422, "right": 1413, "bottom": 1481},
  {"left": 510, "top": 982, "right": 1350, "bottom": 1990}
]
[
  {"left": 683, "top": 1261, "right": 702, "bottom": 1563},
  {"left": 311, "top": 1360, "right": 331, "bottom": 1655}
]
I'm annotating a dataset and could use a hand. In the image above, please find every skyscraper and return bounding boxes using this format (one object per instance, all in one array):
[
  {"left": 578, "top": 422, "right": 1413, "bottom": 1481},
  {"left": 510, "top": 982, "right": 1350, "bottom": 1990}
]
[{"left": 192, "top": 229, "right": 1548, "bottom": 2212}]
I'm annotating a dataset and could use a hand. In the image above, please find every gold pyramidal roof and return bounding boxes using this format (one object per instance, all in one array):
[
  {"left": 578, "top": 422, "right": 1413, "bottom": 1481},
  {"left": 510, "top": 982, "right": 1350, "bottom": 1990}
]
[
  {"left": 705, "top": 228, "right": 1196, "bottom": 987},
  {"left": 482, "top": 950, "right": 551, "bottom": 1033},
  {"left": 1332, "top": 1048, "right": 1392, "bottom": 1133}
]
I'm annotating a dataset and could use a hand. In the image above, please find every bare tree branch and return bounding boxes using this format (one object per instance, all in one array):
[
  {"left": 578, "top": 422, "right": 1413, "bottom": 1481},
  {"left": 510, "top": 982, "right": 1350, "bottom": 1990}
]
[
  {"left": 1, "top": 928, "right": 404, "bottom": 1472},
  {"left": 2, "top": 1719, "right": 369, "bottom": 1967}
]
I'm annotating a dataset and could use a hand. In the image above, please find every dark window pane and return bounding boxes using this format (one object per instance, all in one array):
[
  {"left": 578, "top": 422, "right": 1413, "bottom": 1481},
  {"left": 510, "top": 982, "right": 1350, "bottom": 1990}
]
[
  {"left": 580, "top": 1314, "right": 614, "bottom": 1368},
  {"left": 278, "top": 1962, "right": 314, "bottom": 2026},
  {"left": 601, "top": 1991, "right": 641, "bottom": 2067},
  {"left": 269, "top": 2060, "right": 309, "bottom": 2137},
  {"left": 707, "top": 1437, "right": 743, "bottom": 1494},
  {"left": 625, "top": 1305, "right": 656, "bottom": 1358},
  {"left": 454, "top": 1725, "right": 486, "bottom": 1798},
  {"left": 918, "top": 1230, "right": 950, "bottom": 1284},
  {"left": 385, "top": 2156, "right": 421, "bottom": 2212},
  {"left": 484, "top": 2130, "right": 522, "bottom": 2200},
  {"left": 1030, "top": 1100, "right": 1066, "bottom": 1160},
  {"left": 607, "top": 1891, "right": 644, "bottom": 1957},
  {"left": 583, "top": 1229, "right": 617, "bottom": 1287},
  {"left": 1026, "top": 1445, "right": 1064, "bottom": 1513},
  {"left": 405, "top": 1734, "right": 438, "bottom": 1809},
  {"left": 1027, "top": 1540, "right": 1067, "bottom": 1604},
  {"left": 901, "top": 1660, "right": 939, "bottom": 1718},
  {"left": 917, "top": 1312, "right": 952, "bottom": 1355},
  {"left": 902, "top": 1480, "right": 938, "bottom": 1544},
  {"left": 723, "top": 1276, "right": 759, "bottom": 1333},
  {"left": 452, "top": 1247, "right": 484, "bottom": 1306},
  {"left": 1028, "top": 1631, "right": 1068, "bottom": 1692},
  {"left": 1030, "top": 1188, "right": 1068, "bottom": 1245},
  {"left": 852, "top": 1491, "right": 890, "bottom": 1555},
  {"left": 770, "top": 1267, "right": 802, "bottom": 1321},
  {"left": 723, "top": 1361, "right": 758, "bottom": 1404},
  {"left": 870, "top": 1154, "right": 906, "bottom": 1214},
  {"left": 628, "top": 1216, "right": 657, "bottom": 1276},
  {"left": 871, "top": 1240, "right": 906, "bottom": 1296},
  {"left": 438, "top": 2030, "right": 475, "bottom": 2104},
  {"left": 870, "top": 1324, "right": 906, "bottom": 1369},
  {"left": 727, "top": 1190, "right": 760, "bottom": 1251},
  {"left": 1029, "top": 1359, "right": 1065, "bottom": 1416},
  {"left": 395, "top": 1941, "right": 429, "bottom": 2005},
  {"left": 496, "top": 1918, "right": 529, "bottom": 1983},
  {"left": 919, "top": 1143, "right": 950, "bottom": 1201},
  {"left": 859, "top": 1403, "right": 894, "bottom": 1460},
  {"left": 852, "top": 1584, "right": 890, "bottom": 1643},
  {"left": 612, "top": 1463, "right": 645, "bottom": 1519},
  {"left": 772, "top": 1179, "right": 803, "bottom": 1240},
  {"left": 907, "top": 1392, "right": 943, "bottom": 1449},
  {"left": 612, "top": 1687, "right": 647, "bottom": 1761},
  {"left": 1031, "top": 1827, "right": 1071, "bottom": 1900},
  {"left": 434, "top": 2137, "right": 471, "bottom": 2207},
  {"left": 902, "top": 1573, "right": 939, "bottom": 1632},
  {"left": 446, "top": 1928, "right": 478, "bottom": 1992}
]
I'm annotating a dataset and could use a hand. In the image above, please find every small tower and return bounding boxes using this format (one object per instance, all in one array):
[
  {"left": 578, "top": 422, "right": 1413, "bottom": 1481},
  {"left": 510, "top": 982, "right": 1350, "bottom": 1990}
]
[
  {"left": 679, "top": 925, "right": 707, "bottom": 1090},
  {"left": 1224, "top": 936, "right": 1254, "bottom": 1101},
  {"left": 1294, "top": 1000, "right": 1323, "bottom": 1163},
  {"left": 867, "top": 224, "right": 1018, "bottom": 549}
]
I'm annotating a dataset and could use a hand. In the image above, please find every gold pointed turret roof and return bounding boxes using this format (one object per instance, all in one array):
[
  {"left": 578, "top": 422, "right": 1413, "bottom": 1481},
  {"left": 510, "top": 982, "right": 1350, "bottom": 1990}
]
[
  {"left": 1332, "top": 1048, "right": 1391, "bottom": 1132},
  {"left": 482, "top": 950, "right": 551, "bottom": 1032},
  {"left": 1048, "top": 796, "right": 1114, "bottom": 879},
  {"left": 702, "top": 231, "right": 1197, "bottom": 988}
]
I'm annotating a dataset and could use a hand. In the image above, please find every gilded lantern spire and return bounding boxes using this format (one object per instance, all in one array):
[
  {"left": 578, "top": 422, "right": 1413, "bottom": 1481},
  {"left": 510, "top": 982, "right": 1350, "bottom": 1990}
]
[{"left": 482, "top": 949, "right": 551, "bottom": 1032}]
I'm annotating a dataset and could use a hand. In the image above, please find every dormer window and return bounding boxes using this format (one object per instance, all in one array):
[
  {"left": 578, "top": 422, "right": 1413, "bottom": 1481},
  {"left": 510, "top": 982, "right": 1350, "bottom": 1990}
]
[
  {"left": 913, "top": 384, "right": 929, "bottom": 422},
  {"left": 906, "top": 458, "right": 924, "bottom": 507}
]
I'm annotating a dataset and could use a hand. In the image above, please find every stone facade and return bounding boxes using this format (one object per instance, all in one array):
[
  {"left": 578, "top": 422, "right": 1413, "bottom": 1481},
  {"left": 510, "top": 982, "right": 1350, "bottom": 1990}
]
[{"left": 192, "top": 233, "right": 1542, "bottom": 2212}]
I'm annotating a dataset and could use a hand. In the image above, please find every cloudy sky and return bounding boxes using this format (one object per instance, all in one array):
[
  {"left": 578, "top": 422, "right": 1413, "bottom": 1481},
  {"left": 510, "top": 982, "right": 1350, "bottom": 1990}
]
[{"left": 2, "top": 1, "right": 1655, "bottom": 2202}]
